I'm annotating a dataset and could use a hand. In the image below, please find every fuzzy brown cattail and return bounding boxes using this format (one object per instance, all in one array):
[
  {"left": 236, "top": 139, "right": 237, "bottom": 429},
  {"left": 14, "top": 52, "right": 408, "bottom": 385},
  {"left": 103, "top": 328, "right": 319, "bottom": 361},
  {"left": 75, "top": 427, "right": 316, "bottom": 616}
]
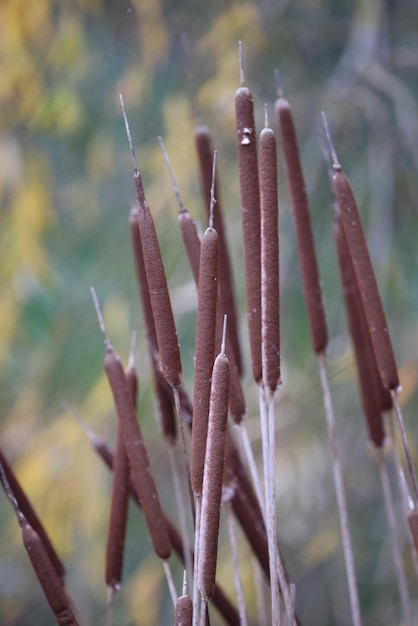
[
  {"left": 334, "top": 214, "right": 385, "bottom": 447},
  {"left": 198, "top": 336, "right": 230, "bottom": 600},
  {"left": 259, "top": 113, "right": 281, "bottom": 393},
  {"left": 0, "top": 448, "right": 65, "bottom": 581},
  {"left": 129, "top": 207, "right": 177, "bottom": 442},
  {"left": 104, "top": 357, "right": 136, "bottom": 589},
  {"left": 135, "top": 176, "right": 182, "bottom": 388},
  {"left": 161, "top": 145, "right": 245, "bottom": 426},
  {"left": 22, "top": 523, "right": 80, "bottom": 626},
  {"left": 120, "top": 95, "right": 182, "bottom": 388},
  {"left": 191, "top": 226, "right": 219, "bottom": 496},
  {"left": 331, "top": 163, "right": 399, "bottom": 391},
  {"left": 175, "top": 594, "right": 193, "bottom": 626},
  {"left": 235, "top": 55, "right": 262, "bottom": 384},
  {"left": 0, "top": 460, "right": 79, "bottom": 625},
  {"left": 129, "top": 208, "right": 158, "bottom": 347},
  {"left": 194, "top": 124, "right": 243, "bottom": 375},
  {"left": 103, "top": 343, "right": 171, "bottom": 560},
  {"left": 276, "top": 96, "right": 328, "bottom": 355}
]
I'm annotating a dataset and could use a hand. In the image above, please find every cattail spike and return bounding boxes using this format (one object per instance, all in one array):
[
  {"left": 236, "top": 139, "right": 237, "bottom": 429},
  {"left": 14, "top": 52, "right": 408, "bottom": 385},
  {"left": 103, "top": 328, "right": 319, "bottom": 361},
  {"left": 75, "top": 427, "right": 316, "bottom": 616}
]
[
  {"left": 90, "top": 287, "right": 110, "bottom": 348},
  {"left": 127, "top": 331, "right": 137, "bottom": 370},
  {"left": 274, "top": 68, "right": 283, "bottom": 99},
  {"left": 264, "top": 103, "right": 269, "bottom": 129},
  {"left": 238, "top": 40, "right": 245, "bottom": 86},
  {"left": 158, "top": 137, "right": 185, "bottom": 213},
  {"left": 321, "top": 111, "right": 341, "bottom": 170},
  {"left": 209, "top": 150, "right": 217, "bottom": 229},
  {"left": 119, "top": 93, "right": 138, "bottom": 173},
  {"left": 221, "top": 315, "right": 227, "bottom": 355},
  {"left": 0, "top": 459, "right": 25, "bottom": 526}
]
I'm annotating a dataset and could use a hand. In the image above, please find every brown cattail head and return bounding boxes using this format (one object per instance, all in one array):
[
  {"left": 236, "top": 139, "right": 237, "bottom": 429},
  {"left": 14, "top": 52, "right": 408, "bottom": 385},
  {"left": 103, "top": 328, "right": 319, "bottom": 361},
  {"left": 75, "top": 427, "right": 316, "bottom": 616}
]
[
  {"left": 191, "top": 226, "right": 219, "bottom": 496},
  {"left": 103, "top": 345, "right": 171, "bottom": 560},
  {"left": 134, "top": 173, "right": 182, "bottom": 388},
  {"left": 0, "top": 448, "right": 66, "bottom": 581},
  {"left": 334, "top": 214, "right": 385, "bottom": 448},
  {"left": 21, "top": 523, "right": 80, "bottom": 626},
  {"left": 259, "top": 122, "right": 281, "bottom": 393},
  {"left": 105, "top": 354, "right": 136, "bottom": 589},
  {"left": 174, "top": 594, "right": 193, "bottom": 626},
  {"left": 120, "top": 97, "right": 182, "bottom": 388},
  {"left": 129, "top": 208, "right": 158, "bottom": 348},
  {"left": 331, "top": 166, "right": 399, "bottom": 391},
  {"left": 235, "top": 84, "right": 262, "bottom": 384},
  {"left": 276, "top": 96, "right": 328, "bottom": 355},
  {"left": 194, "top": 124, "right": 243, "bottom": 375},
  {"left": 198, "top": 347, "right": 230, "bottom": 600}
]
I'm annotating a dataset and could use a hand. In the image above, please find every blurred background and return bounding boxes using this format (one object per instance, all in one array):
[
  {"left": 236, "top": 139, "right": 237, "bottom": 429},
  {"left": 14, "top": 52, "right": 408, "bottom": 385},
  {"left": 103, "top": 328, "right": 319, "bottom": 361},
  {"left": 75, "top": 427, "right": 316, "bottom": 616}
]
[{"left": 1, "top": 0, "right": 418, "bottom": 624}]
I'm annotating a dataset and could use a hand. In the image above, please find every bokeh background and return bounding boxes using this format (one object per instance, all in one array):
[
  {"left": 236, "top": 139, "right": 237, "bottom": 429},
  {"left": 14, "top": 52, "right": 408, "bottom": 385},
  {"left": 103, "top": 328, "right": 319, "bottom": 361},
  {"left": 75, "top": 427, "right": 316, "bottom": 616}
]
[{"left": 1, "top": 0, "right": 418, "bottom": 624}]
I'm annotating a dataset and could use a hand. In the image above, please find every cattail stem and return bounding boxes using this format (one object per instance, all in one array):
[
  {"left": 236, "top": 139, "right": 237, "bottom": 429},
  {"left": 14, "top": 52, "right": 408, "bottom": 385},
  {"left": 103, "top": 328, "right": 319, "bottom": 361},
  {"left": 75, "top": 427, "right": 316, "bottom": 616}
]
[
  {"left": 173, "top": 386, "right": 195, "bottom": 523},
  {"left": 318, "top": 353, "right": 361, "bottom": 626},
  {"left": 226, "top": 500, "right": 248, "bottom": 626},
  {"left": 193, "top": 497, "right": 202, "bottom": 626},
  {"left": 252, "top": 555, "right": 269, "bottom": 626},
  {"left": 168, "top": 444, "right": 193, "bottom": 592},
  {"left": 267, "top": 394, "right": 281, "bottom": 626},
  {"left": 163, "top": 560, "right": 178, "bottom": 608},
  {"left": 238, "top": 422, "right": 266, "bottom": 519},
  {"left": 391, "top": 392, "right": 418, "bottom": 507},
  {"left": 105, "top": 587, "right": 114, "bottom": 626},
  {"left": 376, "top": 448, "right": 412, "bottom": 626}
]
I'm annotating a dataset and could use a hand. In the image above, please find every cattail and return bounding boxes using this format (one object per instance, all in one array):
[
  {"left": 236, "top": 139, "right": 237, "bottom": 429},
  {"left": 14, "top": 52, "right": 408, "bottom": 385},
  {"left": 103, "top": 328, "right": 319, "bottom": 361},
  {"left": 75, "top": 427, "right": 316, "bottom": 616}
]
[
  {"left": 194, "top": 124, "right": 243, "bottom": 375},
  {"left": 198, "top": 327, "right": 230, "bottom": 600},
  {"left": 105, "top": 346, "right": 137, "bottom": 590},
  {"left": 175, "top": 574, "right": 193, "bottom": 626},
  {"left": 21, "top": 523, "right": 80, "bottom": 626},
  {"left": 120, "top": 95, "right": 182, "bottom": 388},
  {"left": 191, "top": 224, "right": 219, "bottom": 496},
  {"left": 0, "top": 460, "right": 80, "bottom": 626},
  {"left": 259, "top": 106, "right": 281, "bottom": 393},
  {"left": 334, "top": 214, "right": 385, "bottom": 447},
  {"left": 327, "top": 135, "right": 399, "bottom": 391},
  {"left": 129, "top": 208, "right": 158, "bottom": 347},
  {"left": 129, "top": 207, "right": 177, "bottom": 441},
  {"left": 235, "top": 43, "right": 262, "bottom": 384},
  {"left": 0, "top": 448, "right": 65, "bottom": 581},
  {"left": 91, "top": 288, "right": 171, "bottom": 560},
  {"left": 159, "top": 137, "right": 246, "bottom": 425},
  {"left": 276, "top": 96, "right": 328, "bottom": 354}
]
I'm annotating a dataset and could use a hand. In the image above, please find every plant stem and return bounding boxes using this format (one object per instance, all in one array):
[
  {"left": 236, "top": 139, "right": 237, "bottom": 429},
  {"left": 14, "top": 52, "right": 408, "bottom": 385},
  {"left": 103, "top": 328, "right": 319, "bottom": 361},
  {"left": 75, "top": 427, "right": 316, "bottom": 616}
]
[{"left": 318, "top": 353, "right": 361, "bottom": 626}]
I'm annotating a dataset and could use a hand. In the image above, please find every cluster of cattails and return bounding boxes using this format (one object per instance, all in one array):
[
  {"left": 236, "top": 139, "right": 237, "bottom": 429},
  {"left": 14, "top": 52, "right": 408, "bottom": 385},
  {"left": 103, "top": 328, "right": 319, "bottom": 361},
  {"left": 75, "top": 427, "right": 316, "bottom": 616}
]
[{"left": 2, "top": 42, "right": 418, "bottom": 626}]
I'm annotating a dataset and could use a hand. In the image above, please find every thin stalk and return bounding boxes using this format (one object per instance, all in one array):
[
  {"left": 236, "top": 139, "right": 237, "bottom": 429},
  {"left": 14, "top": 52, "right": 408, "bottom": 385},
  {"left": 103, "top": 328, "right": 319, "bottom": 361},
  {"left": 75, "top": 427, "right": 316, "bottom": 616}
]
[
  {"left": 259, "top": 387, "right": 280, "bottom": 625},
  {"left": 200, "top": 598, "right": 208, "bottom": 626},
  {"left": 105, "top": 588, "right": 114, "bottom": 626},
  {"left": 267, "top": 394, "right": 281, "bottom": 626},
  {"left": 376, "top": 448, "right": 412, "bottom": 626},
  {"left": 239, "top": 422, "right": 266, "bottom": 520},
  {"left": 173, "top": 386, "right": 195, "bottom": 524},
  {"left": 391, "top": 392, "right": 418, "bottom": 507},
  {"left": 226, "top": 500, "right": 248, "bottom": 626},
  {"left": 168, "top": 445, "right": 193, "bottom": 592},
  {"left": 318, "top": 353, "right": 361, "bottom": 626},
  {"left": 193, "top": 497, "right": 202, "bottom": 626},
  {"left": 252, "top": 555, "right": 268, "bottom": 626},
  {"left": 163, "top": 560, "right": 178, "bottom": 608}
]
